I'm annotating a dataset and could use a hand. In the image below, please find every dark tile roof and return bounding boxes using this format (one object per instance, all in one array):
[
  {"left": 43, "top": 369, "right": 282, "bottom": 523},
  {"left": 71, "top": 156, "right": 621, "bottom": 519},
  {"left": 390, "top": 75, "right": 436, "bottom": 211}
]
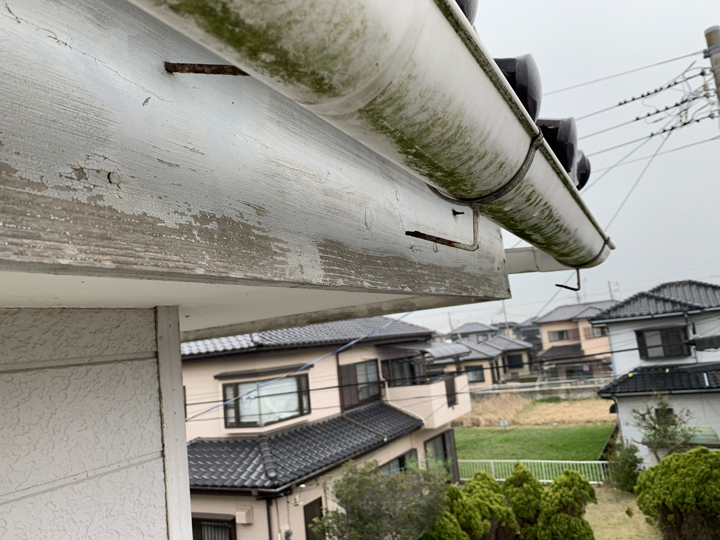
[
  {"left": 187, "top": 402, "right": 421, "bottom": 492},
  {"left": 537, "top": 343, "right": 584, "bottom": 359},
  {"left": 533, "top": 300, "right": 617, "bottom": 324},
  {"left": 593, "top": 281, "right": 720, "bottom": 322},
  {"left": 182, "top": 316, "right": 433, "bottom": 357},
  {"left": 598, "top": 365, "right": 720, "bottom": 397},
  {"left": 451, "top": 322, "right": 498, "bottom": 335},
  {"left": 434, "top": 336, "right": 531, "bottom": 365}
]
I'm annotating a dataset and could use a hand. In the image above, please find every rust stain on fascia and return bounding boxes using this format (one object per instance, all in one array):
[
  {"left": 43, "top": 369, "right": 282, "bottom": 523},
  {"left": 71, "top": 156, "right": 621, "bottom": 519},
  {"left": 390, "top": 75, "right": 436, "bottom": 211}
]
[
  {"left": 164, "top": 62, "right": 250, "bottom": 76},
  {"left": 405, "top": 230, "right": 463, "bottom": 249}
]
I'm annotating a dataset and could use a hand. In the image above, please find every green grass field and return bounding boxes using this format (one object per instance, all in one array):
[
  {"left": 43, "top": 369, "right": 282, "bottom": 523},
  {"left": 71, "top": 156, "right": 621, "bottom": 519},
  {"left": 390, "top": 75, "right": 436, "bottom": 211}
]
[{"left": 454, "top": 423, "right": 615, "bottom": 461}]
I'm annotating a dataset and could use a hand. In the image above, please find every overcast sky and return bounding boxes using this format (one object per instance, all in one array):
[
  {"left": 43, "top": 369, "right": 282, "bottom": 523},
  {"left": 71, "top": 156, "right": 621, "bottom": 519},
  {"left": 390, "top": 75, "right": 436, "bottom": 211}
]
[{"left": 394, "top": 0, "right": 720, "bottom": 333}]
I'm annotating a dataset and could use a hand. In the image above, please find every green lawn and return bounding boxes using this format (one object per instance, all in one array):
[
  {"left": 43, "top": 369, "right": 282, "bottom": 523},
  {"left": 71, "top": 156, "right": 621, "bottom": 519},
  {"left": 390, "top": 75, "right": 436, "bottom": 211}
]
[{"left": 455, "top": 423, "right": 615, "bottom": 461}]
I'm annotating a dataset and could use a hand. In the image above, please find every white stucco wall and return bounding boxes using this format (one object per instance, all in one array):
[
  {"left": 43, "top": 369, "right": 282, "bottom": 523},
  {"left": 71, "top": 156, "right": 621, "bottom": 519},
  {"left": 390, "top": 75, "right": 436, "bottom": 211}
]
[
  {"left": 607, "top": 313, "right": 720, "bottom": 377},
  {"left": 616, "top": 393, "right": 720, "bottom": 466},
  {"left": 0, "top": 308, "right": 190, "bottom": 539}
]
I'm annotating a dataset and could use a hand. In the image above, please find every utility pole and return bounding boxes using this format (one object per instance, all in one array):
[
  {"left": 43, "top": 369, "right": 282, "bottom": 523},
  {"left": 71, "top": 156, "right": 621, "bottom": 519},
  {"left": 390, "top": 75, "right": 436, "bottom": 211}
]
[
  {"left": 447, "top": 312, "right": 453, "bottom": 335},
  {"left": 502, "top": 300, "right": 509, "bottom": 337},
  {"left": 706, "top": 26, "right": 720, "bottom": 103},
  {"left": 607, "top": 281, "right": 615, "bottom": 301}
]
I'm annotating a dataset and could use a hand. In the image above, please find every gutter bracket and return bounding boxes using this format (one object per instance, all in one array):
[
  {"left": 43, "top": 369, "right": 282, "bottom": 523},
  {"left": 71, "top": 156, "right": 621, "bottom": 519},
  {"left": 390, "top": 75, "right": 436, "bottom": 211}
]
[
  {"left": 555, "top": 268, "right": 582, "bottom": 292},
  {"left": 405, "top": 132, "right": 544, "bottom": 251}
]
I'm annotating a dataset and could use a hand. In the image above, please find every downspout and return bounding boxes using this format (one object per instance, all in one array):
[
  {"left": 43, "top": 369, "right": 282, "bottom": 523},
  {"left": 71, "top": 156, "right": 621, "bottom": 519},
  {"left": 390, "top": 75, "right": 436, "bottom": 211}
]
[
  {"left": 128, "top": 0, "right": 614, "bottom": 269},
  {"left": 684, "top": 311, "right": 699, "bottom": 364},
  {"left": 266, "top": 499, "right": 273, "bottom": 540}
]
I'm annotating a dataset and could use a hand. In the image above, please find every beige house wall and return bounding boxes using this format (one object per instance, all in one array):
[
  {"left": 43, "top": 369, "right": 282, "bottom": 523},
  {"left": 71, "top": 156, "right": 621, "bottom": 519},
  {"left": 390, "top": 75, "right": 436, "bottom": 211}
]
[
  {"left": 538, "top": 320, "right": 581, "bottom": 350},
  {"left": 577, "top": 319, "right": 611, "bottom": 357},
  {"left": 183, "top": 347, "right": 343, "bottom": 441},
  {"left": 384, "top": 373, "right": 471, "bottom": 428},
  {"left": 458, "top": 359, "right": 493, "bottom": 387}
]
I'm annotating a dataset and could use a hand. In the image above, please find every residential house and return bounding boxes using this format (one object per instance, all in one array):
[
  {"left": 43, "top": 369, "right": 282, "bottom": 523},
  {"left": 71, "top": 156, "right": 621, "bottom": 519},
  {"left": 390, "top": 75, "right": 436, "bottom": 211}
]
[
  {"left": 437, "top": 335, "right": 535, "bottom": 386},
  {"left": 594, "top": 281, "right": 720, "bottom": 465},
  {"left": 516, "top": 319, "right": 543, "bottom": 357},
  {"left": 449, "top": 322, "right": 499, "bottom": 343},
  {"left": 181, "top": 317, "right": 471, "bottom": 540},
  {"left": 534, "top": 300, "right": 617, "bottom": 381},
  {"left": 494, "top": 321, "right": 519, "bottom": 339}
]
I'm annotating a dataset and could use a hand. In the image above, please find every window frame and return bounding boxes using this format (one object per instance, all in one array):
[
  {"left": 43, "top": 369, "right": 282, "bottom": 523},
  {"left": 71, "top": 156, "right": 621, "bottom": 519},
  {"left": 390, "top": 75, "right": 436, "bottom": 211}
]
[
  {"left": 380, "top": 357, "right": 425, "bottom": 387},
  {"left": 506, "top": 353, "right": 524, "bottom": 369},
  {"left": 424, "top": 430, "right": 459, "bottom": 482},
  {"left": 636, "top": 326, "right": 689, "bottom": 359},
  {"left": 548, "top": 330, "right": 569, "bottom": 342},
  {"left": 222, "top": 373, "right": 311, "bottom": 429},
  {"left": 191, "top": 514, "right": 237, "bottom": 540},
  {"left": 379, "top": 449, "right": 419, "bottom": 474},
  {"left": 339, "top": 359, "right": 381, "bottom": 410},
  {"left": 465, "top": 365, "right": 485, "bottom": 383},
  {"left": 304, "top": 497, "right": 323, "bottom": 540}
]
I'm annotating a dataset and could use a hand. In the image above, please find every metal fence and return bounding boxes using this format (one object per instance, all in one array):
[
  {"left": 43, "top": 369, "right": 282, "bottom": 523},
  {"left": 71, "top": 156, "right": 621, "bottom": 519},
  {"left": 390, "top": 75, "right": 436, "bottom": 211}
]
[{"left": 458, "top": 460, "right": 609, "bottom": 484}]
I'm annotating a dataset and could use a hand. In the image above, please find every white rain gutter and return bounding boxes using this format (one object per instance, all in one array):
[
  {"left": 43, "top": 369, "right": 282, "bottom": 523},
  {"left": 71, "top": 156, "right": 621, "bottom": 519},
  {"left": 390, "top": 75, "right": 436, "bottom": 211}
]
[
  {"left": 128, "top": 0, "right": 615, "bottom": 268},
  {"left": 504, "top": 247, "right": 573, "bottom": 274}
]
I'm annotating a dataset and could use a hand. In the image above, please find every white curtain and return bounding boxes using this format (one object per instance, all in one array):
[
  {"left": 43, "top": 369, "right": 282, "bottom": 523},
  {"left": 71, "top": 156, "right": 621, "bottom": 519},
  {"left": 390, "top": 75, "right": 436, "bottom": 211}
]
[{"left": 258, "top": 377, "right": 299, "bottom": 425}]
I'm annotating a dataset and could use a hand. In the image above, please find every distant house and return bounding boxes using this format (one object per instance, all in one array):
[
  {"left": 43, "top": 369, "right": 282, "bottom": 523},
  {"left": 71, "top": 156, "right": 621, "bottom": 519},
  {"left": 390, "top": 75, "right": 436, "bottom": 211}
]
[
  {"left": 181, "top": 317, "right": 471, "bottom": 540},
  {"left": 516, "top": 318, "right": 543, "bottom": 357},
  {"left": 533, "top": 300, "right": 617, "bottom": 381},
  {"left": 494, "top": 321, "right": 519, "bottom": 339},
  {"left": 594, "top": 281, "right": 720, "bottom": 465},
  {"left": 434, "top": 335, "right": 534, "bottom": 386},
  {"left": 449, "top": 322, "right": 498, "bottom": 343}
]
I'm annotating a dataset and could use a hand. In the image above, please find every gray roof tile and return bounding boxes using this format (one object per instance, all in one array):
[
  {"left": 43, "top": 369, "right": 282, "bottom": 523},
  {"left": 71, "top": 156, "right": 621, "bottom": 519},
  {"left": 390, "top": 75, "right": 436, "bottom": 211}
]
[
  {"left": 533, "top": 301, "right": 617, "bottom": 324},
  {"left": 593, "top": 281, "right": 720, "bottom": 321},
  {"left": 451, "top": 322, "right": 498, "bottom": 335},
  {"left": 598, "top": 365, "right": 720, "bottom": 396},
  {"left": 433, "top": 336, "right": 531, "bottom": 364},
  {"left": 187, "top": 402, "right": 421, "bottom": 491},
  {"left": 182, "top": 316, "right": 433, "bottom": 357},
  {"left": 538, "top": 343, "right": 584, "bottom": 359}
]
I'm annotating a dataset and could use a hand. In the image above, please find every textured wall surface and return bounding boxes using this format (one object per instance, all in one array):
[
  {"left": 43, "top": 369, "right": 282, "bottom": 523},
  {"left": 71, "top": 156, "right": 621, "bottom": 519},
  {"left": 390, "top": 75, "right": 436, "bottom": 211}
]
[
  {"left": 0, "top": 309, "right": 157, "bottom": 367},
  {"left": 0, "top": 308, "right": 169, "bottom": 539}
]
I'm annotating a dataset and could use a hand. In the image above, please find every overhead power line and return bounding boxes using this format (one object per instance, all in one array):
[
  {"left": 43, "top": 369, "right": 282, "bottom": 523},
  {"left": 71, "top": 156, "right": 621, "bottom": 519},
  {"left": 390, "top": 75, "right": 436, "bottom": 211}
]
[
  {"left": 576, "top": 71, "right": 707, "bottom": 121},
  {"left": 592, "top": 136, "right": 720, "bottom": 172},
  {"left": 604, "top": 133, "right": 672, "bottom": 231},
  {"left": 579, "top": 95, "right": 705, "bottom": 140},
  {"left": 587, "top": 112, "right": 718, "bottom": 157},
  {"left": 544, "top": 50, "right": 705, "bottom": 96}
]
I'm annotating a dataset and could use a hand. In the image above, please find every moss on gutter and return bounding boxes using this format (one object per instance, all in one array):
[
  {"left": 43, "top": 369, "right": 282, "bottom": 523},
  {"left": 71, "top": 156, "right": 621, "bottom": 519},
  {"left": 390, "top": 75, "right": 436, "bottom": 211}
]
[
  {"left": 165, "top": 0, "right": 384, "bottom": 99},
  {"left": 358, "top": 61, "right": 510, "bottom": 199}
]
